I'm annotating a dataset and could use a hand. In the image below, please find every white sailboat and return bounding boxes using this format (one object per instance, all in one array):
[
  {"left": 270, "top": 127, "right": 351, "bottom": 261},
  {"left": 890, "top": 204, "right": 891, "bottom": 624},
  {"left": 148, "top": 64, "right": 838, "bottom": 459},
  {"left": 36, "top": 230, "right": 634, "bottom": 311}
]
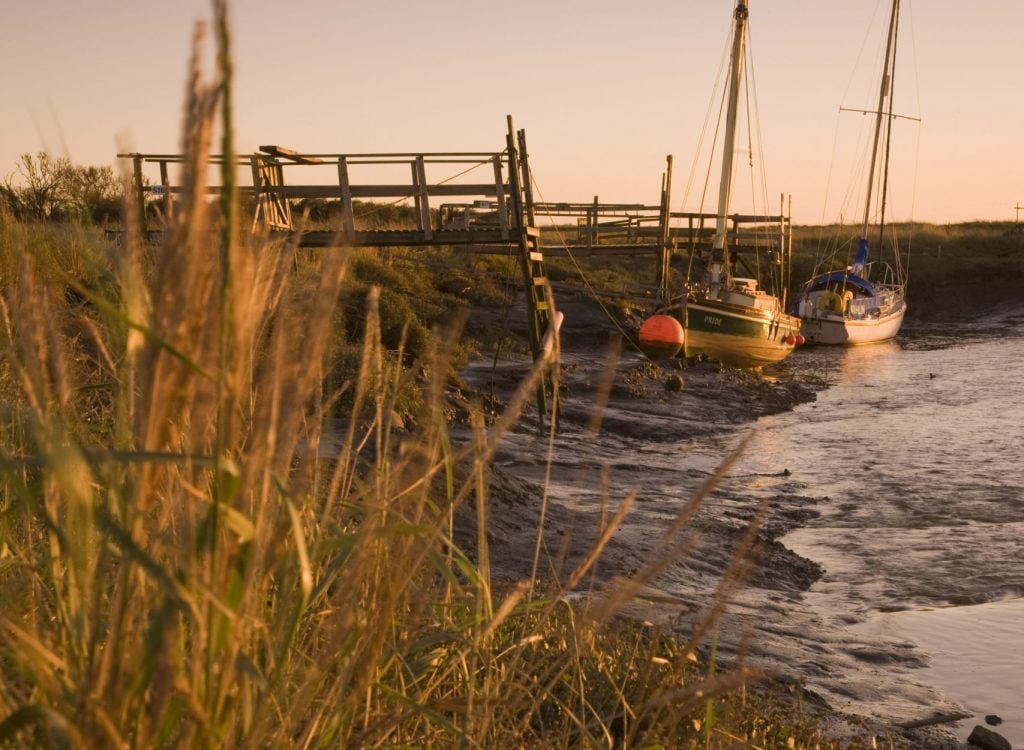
[
  {"left": 799, "top": 0, "right": 910, "bottom": 346},
  {"left": 679, "top": 0, "right": 801, "bottom": 368}
]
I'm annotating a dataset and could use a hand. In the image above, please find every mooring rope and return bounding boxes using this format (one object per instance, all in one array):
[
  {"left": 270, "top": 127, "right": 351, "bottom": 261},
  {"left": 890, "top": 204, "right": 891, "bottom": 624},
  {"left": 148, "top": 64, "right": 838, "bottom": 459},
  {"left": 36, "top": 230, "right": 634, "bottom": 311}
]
[{"left": 525, "top": 167, "right": 644, "bottom": 354}]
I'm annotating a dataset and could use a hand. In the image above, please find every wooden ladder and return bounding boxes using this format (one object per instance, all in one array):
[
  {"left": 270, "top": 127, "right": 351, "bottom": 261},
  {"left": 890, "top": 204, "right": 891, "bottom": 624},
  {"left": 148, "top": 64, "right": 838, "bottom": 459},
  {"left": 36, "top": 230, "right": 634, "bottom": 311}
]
[{"left": 506, "top": 117, "right": 557, "bottom": 428}]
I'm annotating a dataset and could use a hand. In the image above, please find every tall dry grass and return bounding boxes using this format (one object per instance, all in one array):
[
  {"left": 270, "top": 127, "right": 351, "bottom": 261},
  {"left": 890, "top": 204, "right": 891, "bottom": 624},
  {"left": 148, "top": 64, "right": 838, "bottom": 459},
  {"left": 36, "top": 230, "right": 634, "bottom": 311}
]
[{"left": 0, "top": 5, "right": 880, "bottom": 749}]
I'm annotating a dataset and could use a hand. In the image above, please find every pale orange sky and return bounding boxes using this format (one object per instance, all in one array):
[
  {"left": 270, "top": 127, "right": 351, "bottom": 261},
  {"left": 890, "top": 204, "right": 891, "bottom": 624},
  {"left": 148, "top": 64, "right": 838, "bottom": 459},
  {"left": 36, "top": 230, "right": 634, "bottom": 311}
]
[{"left": 2, "top": 0, "right": 1021, "bottom": 224}]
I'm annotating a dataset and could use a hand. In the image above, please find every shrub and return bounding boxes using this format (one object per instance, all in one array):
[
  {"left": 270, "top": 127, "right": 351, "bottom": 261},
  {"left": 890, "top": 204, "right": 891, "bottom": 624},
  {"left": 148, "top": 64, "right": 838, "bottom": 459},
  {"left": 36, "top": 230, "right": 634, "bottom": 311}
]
[{"left": 2, "top": 153, "right": 122, "bottom": 224}]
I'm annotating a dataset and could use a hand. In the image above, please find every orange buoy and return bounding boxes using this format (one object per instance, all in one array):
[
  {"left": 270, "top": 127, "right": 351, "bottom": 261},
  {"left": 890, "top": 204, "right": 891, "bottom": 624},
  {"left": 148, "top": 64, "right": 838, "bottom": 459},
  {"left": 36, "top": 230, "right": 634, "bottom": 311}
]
[{"left": 639, "top": 314, "right": 685, "bottom": 359}]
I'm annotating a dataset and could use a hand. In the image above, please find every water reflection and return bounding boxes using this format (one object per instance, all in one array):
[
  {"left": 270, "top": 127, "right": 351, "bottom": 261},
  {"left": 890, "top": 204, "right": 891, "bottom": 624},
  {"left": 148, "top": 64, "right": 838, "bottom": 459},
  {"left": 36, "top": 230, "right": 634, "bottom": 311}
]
[{"left": 789, "top": 339, "right": 902, "bottom": 388}]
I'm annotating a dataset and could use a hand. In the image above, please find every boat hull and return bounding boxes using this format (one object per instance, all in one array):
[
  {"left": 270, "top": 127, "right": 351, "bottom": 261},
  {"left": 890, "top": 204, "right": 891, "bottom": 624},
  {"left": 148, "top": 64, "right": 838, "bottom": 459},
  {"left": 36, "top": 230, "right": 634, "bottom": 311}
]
[
  {"left": 684, "top": 298, "right": 800, "bottom": 368},
  {"left": 800, "top": 295, "right": 906, "bottom": 345}
]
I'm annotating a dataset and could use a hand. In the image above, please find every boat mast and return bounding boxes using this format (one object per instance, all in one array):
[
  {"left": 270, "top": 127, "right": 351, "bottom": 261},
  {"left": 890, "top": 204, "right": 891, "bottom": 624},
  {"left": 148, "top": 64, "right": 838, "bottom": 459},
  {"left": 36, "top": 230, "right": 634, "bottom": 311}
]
[
  {"left": 708, "top": 0, "right": 748, "bottom": 296},
  {"left": 860, "top": 0, "right": 899, "bottom": 241},
  {"left": 877, "top": 0, "right": 901, "bottom": 250}
]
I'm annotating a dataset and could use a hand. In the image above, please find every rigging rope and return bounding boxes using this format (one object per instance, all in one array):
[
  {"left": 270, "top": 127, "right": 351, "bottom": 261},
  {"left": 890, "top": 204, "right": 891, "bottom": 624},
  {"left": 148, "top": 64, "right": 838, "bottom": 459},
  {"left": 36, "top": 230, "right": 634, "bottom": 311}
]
[
  {"left": 681, "top": 22, "right": 735, "bottom": 224},
  {"left": 743, "top": 26, "right": 770, "bottom": 292}
]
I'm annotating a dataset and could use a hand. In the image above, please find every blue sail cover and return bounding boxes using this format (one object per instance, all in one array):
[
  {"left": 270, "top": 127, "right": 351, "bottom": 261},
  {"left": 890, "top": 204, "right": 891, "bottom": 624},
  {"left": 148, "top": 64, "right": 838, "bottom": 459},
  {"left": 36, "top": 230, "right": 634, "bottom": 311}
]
[
  {"left": 807, "top": 270, "right": 877, "bottom": 297},
  {"left": 851, "top": 238, "right": 869, "bottom": 275}
]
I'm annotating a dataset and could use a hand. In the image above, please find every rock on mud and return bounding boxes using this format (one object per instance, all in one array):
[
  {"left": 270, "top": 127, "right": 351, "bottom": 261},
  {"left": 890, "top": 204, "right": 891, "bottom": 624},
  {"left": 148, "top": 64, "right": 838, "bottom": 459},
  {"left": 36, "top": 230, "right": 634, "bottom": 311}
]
[{"left": 967, "top": 724, "right": 1011, "bottom": 750}]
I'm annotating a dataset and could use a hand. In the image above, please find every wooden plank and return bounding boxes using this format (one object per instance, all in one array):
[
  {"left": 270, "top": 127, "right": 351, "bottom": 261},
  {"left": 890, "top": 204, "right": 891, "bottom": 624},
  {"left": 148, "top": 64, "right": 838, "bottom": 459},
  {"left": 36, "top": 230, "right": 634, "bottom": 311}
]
[
  {"left": 536, "top": 203, "right": 656, "bottom": 216},
  {"left": 252, "top": 184, "right": 504, "bottom": 199},
  {"left": 147, "top": 184, "right": 501, "bottom": 199},
  {"left": 264, "top": 152, "right": 501, "bottom": 161},
  {"left": 296, "top": 228, "right": 520, "bottom": 247},
  {"left": 729, "top": 213, "right": 786, "bottom": 223},
  {"left": 539, "top": 244, "right": 663, "bottom": 258},
  {"left": 258, "top": 145, "right": 324, "bottom": 164}
]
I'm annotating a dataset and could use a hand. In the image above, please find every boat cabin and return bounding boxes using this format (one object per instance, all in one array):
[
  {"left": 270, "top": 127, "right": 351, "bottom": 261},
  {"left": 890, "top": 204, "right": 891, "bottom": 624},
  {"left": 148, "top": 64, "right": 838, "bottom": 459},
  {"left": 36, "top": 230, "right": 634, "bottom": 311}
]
[{"left": 723, "top": 277, "right": 780, "bottom": 311}]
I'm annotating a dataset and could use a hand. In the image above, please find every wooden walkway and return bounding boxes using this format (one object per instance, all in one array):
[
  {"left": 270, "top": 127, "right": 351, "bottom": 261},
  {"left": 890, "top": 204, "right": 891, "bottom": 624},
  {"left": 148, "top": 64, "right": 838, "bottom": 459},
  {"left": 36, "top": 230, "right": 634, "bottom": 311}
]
[
  {"left": 119, "top": 118, "right": 794, "bottom": 425},
  {"left": 120, "top": 117, "right": 562, "bottom": 425},
  {"left": 119, "top": 129, "right": 791, "bottom": 296}
]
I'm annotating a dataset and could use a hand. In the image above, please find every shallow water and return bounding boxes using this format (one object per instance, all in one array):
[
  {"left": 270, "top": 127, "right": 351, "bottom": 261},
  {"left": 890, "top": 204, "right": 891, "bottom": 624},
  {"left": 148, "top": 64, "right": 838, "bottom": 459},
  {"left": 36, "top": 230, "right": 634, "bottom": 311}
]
[
  {"left": 470, "top": 306, "right": 1024, "bottom": 743},
  {"left": 741, "top": 311, "right": 1024, "bottom": 744},
  {"left": 859, "top": 599, "right": 1024, "bottom": 746}
]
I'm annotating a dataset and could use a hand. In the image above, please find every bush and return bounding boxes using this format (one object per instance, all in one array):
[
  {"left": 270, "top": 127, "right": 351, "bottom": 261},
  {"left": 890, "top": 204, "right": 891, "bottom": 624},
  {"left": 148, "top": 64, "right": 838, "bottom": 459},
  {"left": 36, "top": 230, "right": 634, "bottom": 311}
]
[{"left": 2, "top": 153, "right": 122, "bottom": 224}]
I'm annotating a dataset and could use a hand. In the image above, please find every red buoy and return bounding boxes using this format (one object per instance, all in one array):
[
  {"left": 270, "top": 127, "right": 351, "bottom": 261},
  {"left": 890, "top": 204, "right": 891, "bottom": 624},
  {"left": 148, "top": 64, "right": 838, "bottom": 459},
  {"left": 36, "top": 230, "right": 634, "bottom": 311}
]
[
  {"left": 785, "top": 334, "right": 796, "bottom": 346},
  {"left": 795, "top": 334, "right": 806, "bottom": 346},
  {"left": 639, "top": 315, "right": 685, "bottom": 359}
]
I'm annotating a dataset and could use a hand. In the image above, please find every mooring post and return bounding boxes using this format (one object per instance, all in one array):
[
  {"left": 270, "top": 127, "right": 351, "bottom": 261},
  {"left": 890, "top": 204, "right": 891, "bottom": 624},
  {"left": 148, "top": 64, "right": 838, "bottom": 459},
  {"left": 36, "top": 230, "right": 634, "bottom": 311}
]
[{"left": 657, "top": 154, "right": 674, "bottom": 300}]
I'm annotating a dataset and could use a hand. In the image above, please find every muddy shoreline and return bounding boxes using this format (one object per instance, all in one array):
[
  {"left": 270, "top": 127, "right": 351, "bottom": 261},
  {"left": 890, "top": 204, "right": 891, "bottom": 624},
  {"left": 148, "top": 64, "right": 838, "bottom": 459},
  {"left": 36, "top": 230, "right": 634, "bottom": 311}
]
[{"left": 451, "top": 293, "right": 998, "bottom": 748}]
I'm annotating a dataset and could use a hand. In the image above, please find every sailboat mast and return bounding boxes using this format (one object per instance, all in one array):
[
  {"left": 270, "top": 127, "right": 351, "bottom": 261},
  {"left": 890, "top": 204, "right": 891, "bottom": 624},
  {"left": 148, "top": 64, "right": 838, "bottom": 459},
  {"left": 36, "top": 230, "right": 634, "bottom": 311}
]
[
  {"left": 877, "top": 0, "right": 901, "bottom": 249},
  {"left": 861, "top": 0, "right": 899, "bottom": 240},
  {"left": 709, "top": 0, "right": 748, "bottom": 293}
]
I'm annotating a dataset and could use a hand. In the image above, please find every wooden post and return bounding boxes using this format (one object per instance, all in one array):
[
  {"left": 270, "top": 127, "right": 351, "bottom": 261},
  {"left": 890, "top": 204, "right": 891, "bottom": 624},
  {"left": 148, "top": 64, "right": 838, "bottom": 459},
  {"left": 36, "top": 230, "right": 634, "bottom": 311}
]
[
  {"left": 159, "top": 160, "right": 173, "bottom": 223},
  {"left": 337, "top": 157, "right": 355, "bottom": 243},
  {"left": 132, "top": 155, "right": 146, "bottom": 233},
  {"left": 493, "top": 155, "right": 509, "bottom": 240},
  {"left": 250, "top": 157, "right": 263, "bottom": 230},
  {"left": 517, "top": 129, "right": 537, "bottom": 227},
  {"left": 787, "top": 193, "right": 793, "bottom": 303},
  {"left": 414, "top": 155, "right": 432, "bottom": 240},
  {"left": 657, "top": 154, "right": 674, "bottom": 299}
]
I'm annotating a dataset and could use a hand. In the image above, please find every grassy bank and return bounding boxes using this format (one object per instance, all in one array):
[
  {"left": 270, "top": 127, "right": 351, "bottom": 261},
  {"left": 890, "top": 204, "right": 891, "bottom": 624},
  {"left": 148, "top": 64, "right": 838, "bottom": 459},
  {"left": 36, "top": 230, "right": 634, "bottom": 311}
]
[
  {"left": 0, "top": 179, "right": 839, "bottom": 749},
  {"left": 790, "top": 222, "right": 1024, "bottom": 322}
]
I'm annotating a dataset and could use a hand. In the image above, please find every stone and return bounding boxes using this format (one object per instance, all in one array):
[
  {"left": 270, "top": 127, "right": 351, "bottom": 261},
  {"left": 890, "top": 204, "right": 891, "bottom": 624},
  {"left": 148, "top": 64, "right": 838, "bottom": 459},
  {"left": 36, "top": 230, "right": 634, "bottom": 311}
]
[
  {"left": 985, "top": 715, "right": 1003, "bottom": 726},
  {"left": 967, "top": 724, "right": 1011, "bottom": 750},
  {"left": 664, "top": 374, "right": 685, "bottom": 392}
]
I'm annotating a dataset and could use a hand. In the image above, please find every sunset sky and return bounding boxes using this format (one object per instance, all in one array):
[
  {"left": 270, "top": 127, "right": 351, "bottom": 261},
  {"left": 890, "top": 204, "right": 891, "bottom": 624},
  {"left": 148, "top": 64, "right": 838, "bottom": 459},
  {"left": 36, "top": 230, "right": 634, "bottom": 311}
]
[{"left": 2, "top": 0, "right": 1021, "bottom": 225}]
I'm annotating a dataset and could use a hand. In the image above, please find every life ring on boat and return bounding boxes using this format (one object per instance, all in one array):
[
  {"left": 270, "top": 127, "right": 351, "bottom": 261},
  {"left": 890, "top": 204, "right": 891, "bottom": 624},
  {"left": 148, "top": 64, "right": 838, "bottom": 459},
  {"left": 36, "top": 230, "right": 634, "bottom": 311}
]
[{"left": 817, "top": 291, "right": 844, "bottom": 315}]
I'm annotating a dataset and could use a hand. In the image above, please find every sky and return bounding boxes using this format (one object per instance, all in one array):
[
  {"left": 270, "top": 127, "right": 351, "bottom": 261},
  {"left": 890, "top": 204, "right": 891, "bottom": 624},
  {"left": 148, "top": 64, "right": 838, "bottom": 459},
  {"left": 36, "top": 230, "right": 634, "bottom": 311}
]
[{"left": 2, "top": 0, "right": 1022, "bottom": 225}]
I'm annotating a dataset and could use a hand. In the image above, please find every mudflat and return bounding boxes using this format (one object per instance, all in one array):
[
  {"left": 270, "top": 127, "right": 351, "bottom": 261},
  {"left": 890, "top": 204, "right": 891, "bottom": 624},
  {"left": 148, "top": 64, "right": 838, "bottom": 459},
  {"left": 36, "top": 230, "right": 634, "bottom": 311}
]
[{"left": 450, "top": 292, "right": 998, "bottom": 749}]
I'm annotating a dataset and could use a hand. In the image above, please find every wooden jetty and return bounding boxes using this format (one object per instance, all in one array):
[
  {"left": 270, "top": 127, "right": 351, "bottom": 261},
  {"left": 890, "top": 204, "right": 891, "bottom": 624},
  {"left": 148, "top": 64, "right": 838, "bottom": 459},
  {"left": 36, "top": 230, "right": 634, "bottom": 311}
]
[
  {"left": 121, "top": 117, "right": 561, "bottom": 424},
  {"left": 119, "top": 117, "right": 794, "bottom": 424}
]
